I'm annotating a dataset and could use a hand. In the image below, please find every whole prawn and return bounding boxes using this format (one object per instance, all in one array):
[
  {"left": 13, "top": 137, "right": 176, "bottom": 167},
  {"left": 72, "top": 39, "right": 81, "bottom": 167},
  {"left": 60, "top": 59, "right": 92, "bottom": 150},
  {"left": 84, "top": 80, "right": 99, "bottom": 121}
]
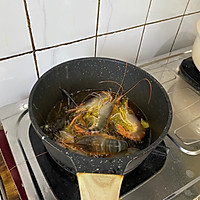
[
  {"left": 55, "top": 130, "right": 129, "bottom": 156},
  {"left": 66, "top": 67, "right": 152, "bottom": 142}
]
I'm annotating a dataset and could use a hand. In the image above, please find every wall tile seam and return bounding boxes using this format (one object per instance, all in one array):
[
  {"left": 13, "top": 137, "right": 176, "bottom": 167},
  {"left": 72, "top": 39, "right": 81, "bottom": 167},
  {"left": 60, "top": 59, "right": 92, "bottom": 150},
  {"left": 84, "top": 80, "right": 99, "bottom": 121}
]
[
  {"left": 35, "top": 35, "right": 96, "bottom": 52},
  {"left": 169, "top": 0, "right": 191, "bottom": 53},
  {"left": 135, "top": 0, "right": 153, "bottom": 64},
  {"left": 0, "top": 10, "right": 199, "bottom": 63},
  {"left": 138, "top": 50, "right": 191, "bottom": 68},
  {"left": 22, "top": 0, "right": 40, "bottom": 79},
  {"left": 185, "top": 10, "right": 200, "bottom": 16},
  {"left": 0, "top": 51, "right": 33, "bottom": 62},
  {"left": 0, "top": 35, "right": 97, "bottom": 62},
  {"left": 97, "top": 10, "right": 200, "bottom": 38},
  {"left": 94, "top": 0, "right": 101, "bottom": 57}
]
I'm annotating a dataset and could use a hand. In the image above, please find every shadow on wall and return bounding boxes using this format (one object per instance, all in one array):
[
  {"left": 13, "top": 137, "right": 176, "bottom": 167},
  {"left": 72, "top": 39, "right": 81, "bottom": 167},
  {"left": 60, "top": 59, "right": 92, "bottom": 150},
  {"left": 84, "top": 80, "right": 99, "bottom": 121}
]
[
  {"left": 172, "top": 32, "right": 196, "bottom": 51},
  {"left": 154, "top": 37, "right": 175, "bottom": 58},
  {"left": 155, "top": 32, "right": 196, "bottom": 57}
]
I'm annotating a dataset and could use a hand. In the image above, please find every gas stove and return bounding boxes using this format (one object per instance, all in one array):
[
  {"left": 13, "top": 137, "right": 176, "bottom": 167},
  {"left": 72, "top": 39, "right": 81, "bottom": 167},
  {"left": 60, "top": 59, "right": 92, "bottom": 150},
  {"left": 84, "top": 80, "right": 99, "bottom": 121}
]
[{"left": 0, "top": 48, "right": 200, "bottom": 200}]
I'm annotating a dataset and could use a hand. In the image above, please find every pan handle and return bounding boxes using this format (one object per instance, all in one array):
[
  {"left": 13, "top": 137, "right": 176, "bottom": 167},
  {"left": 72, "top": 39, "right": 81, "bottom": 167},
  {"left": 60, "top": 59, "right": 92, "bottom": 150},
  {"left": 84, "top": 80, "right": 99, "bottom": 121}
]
[
  {"left": 77, "top": 173, "right": 123, "bottom": 200},
  {"left": 167, "top": 134, "right": 200, "bottom": 155}
]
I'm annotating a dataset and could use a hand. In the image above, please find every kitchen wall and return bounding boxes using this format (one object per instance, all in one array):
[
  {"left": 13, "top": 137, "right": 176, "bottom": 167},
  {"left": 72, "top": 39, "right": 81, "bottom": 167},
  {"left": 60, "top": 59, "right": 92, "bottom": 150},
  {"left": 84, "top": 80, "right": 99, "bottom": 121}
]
[{"left": 0, "top": 0, "right": 200, "bottom": 107}]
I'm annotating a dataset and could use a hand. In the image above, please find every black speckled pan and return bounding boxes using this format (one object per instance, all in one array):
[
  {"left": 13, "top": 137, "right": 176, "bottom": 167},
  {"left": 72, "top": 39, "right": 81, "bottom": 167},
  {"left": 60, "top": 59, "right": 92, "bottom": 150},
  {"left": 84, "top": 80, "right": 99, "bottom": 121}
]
[{"left": 28, "top": 57, "right": 172, "bottom": 200}]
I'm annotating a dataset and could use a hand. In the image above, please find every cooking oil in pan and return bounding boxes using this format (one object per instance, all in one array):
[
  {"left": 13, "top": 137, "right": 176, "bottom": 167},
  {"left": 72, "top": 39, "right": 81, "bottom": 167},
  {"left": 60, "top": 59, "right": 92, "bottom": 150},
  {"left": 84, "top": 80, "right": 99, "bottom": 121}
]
[{"left": 42, "top": 90, "right": 151, "bottom": 158}]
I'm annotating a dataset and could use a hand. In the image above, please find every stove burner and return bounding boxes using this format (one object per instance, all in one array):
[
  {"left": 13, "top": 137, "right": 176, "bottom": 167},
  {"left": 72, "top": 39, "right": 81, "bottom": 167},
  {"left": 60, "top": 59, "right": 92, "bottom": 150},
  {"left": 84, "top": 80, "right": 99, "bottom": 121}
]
[
  {"left": 29, "top": 125, "right": 168, "bottom": 200},
  {"left": 179, "top": 57, "right": 200, "bottom": 91}
]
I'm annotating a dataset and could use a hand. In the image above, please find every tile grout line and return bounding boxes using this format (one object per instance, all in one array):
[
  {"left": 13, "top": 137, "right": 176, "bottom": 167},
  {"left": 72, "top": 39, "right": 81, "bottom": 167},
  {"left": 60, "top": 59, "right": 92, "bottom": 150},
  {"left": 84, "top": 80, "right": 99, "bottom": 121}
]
[
  {"left": 138, "top": 50, "right": 191, "bottom": 68},
  {"left": 97, "top": 24, "right": 144, "bottom": 37},
  {"left": 169, "top": 0, "right": 191, "bottom": 54},
  {"left": 185, "top": 10, "right": 200, "bottom": 16},
  {"left": 36, "top": 36, "right": 96, "bottom": 52},
  {"left": 0, "top": 9, "right": 199, "bottom": 63},
  {"left": 94, "top": 0, "right": 101, "bottom": 57},
  {"left": 0, "top": 51, "right": 33, "bottom": 62},
  {"left": 134, "top": 26, "right": 145, "bottom": 65},
  {"left": 146, "top": 14, "right": 184, "bottom": 26},
  {"left": 23, "top": 0, "right": 40, "bottom": 79},
  {"left": 34, "top": 10, "right": 200, "bottom": 53},
  {"left": 135, "top": 0, "right": 153, "bottom": 64},
  {"left": 93, "top": 10, "right": 200, "bottom": 38}
]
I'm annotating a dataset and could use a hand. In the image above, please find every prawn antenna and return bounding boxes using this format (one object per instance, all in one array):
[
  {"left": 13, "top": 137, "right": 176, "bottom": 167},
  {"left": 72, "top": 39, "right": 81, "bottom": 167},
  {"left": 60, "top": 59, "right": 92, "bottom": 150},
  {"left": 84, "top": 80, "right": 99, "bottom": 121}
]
[
  {"left": 122, "top": 78, "right": 152, "bottom": 104},
  {"left": 80, "top": 91, "right": 101, "bottom": 105},
  {"left": 116, "top": 61, "right": 128, "bottom": 95},
  {"left": 99, "top": 81, "right": 123, "bottom": 94},
  {"left": 59, "top": 88, "right": 77, "bottom": 106}
]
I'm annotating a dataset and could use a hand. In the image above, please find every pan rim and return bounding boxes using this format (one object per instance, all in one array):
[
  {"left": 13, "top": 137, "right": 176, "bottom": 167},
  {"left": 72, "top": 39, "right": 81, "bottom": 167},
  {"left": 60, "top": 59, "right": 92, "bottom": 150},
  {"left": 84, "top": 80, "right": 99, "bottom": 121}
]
[{"left": 28, "top": 57, "right": 172, "bottom": 168}]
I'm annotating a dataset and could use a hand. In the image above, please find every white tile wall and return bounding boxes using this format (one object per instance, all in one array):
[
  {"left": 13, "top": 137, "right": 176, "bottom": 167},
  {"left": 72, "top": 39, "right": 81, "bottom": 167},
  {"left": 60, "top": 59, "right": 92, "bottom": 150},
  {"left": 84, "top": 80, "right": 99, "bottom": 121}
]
[
  {"left": 147, "top": 0, "right": 188, "bottom": 22},
  {"left": 173, "top": 13, "right": 200, "bottom": 50},
  {"left": 138, "top": 18, "right": 181, "bottom": 62},
  {"left": 97, "top": 27, "right": 143, "bottom": 64},
  {"left": 36, "top": 38, "right": 95, "bottom": 76},
  {"left": 98, "top": 0, "right": 149, "bottom": 34},
  {"left": 0, "top": 0, "right": 32, "bottom": 58},
  {"left": 26, "top": 0, "right": 98, "bottom": 49},
  {"left": 0, "top": 0, "right": 199, "bottom": 107},
  {"left": 186, "top": 0, "right": 200, "bottom": 14},
  {"left": 0, "top": 54, "right": 37, "bottom": 107}
]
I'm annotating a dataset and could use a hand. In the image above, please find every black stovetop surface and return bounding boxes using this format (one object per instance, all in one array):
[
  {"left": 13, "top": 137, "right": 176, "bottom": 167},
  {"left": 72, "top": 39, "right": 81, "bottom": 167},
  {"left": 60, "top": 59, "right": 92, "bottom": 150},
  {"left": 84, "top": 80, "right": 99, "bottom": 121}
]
[
  {"left": 179, "top": 57, "right": 200, "bottom": 91},
  {"left": 29, "top": 125, "right": 168, "bottom": 200}
]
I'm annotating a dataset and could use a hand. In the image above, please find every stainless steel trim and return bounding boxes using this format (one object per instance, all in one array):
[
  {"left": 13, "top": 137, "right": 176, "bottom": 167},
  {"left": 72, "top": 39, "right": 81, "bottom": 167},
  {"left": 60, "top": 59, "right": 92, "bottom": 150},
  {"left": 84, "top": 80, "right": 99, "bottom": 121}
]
[
  {"left": 167, "top": 134, "right": 200, "bottom": 155},
  {"left": 1, "top": 106, "right": 57, "bottom": 200}
]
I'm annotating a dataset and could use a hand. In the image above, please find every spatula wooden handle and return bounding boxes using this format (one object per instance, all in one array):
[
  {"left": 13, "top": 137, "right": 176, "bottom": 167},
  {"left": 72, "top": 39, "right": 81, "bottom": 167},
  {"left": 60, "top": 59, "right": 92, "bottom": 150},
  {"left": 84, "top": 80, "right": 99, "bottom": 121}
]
[{"left": 77, "top": 173, "right": 124, "bottom": 200}]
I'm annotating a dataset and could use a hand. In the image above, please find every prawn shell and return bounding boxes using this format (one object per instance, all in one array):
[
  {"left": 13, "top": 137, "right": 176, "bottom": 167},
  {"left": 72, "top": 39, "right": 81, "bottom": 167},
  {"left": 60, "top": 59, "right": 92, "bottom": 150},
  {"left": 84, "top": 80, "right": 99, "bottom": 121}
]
[
  {"left": 116, "top": 123, "right": 145, "bottom": 141},
  {"left": 110, "top": 98, "right": 146, "bottom": 142},
  {"left": 59, "top": 130, "right": 75, "bottom": 144},
  {"left": 76, "top": 135, "right": 128, "bottom": 154}
]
